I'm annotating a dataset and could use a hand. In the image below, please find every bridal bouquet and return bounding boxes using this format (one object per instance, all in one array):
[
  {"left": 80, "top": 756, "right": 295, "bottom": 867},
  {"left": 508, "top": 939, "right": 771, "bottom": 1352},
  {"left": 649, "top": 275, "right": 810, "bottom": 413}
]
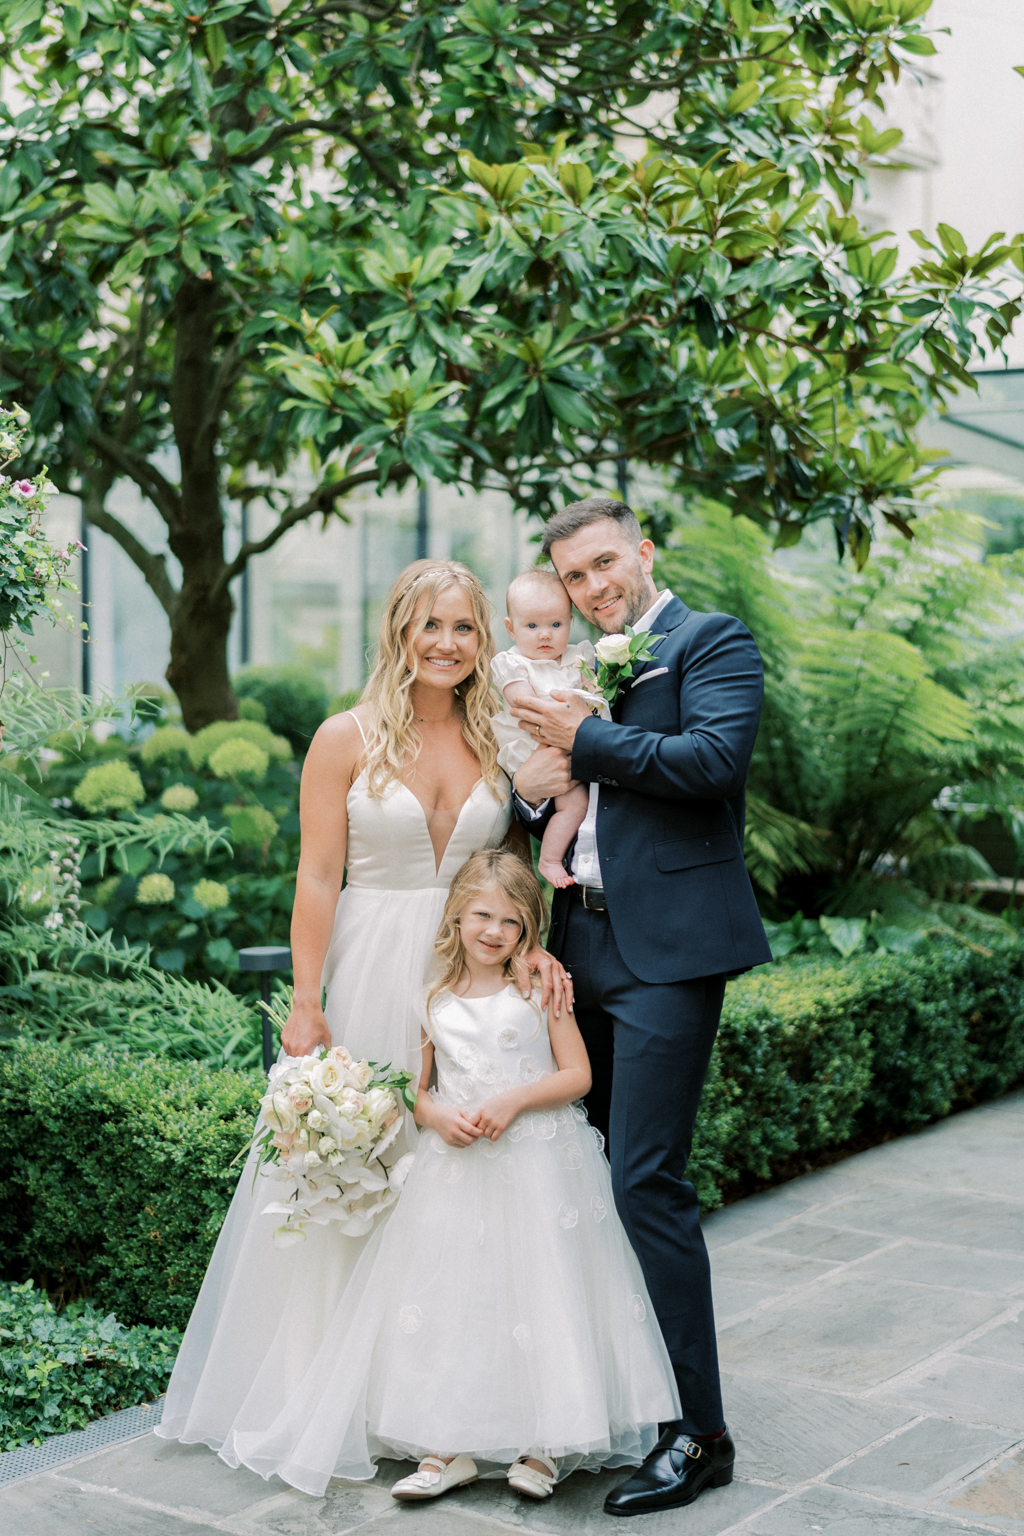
[{"left": 249, "top": 1047, "right": 417, "bottom": 1248}]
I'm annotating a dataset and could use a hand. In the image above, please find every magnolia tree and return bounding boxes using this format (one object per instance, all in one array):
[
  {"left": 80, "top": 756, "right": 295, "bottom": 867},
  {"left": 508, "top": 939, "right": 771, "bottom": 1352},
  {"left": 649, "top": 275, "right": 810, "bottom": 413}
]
[{"left": 1, "top": 0, "right": 1021, "bottom": 727}]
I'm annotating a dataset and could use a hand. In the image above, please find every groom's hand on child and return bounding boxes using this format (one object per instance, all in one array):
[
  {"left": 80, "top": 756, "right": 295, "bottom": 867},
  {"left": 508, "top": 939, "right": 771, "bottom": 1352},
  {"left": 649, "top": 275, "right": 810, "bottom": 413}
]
[
  {"left": 512, "top": 745, "right": 573, "bottom": 805},
  {"left": 511, "top": 690, "right": 592, "bottom": 753}
]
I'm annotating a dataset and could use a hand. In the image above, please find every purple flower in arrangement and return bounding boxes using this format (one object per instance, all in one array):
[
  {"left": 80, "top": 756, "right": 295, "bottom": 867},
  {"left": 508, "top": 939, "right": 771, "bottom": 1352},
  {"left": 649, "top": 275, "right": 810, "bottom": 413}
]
[{"left": 12, "top": 479, "right": 34, "bottom": 496}]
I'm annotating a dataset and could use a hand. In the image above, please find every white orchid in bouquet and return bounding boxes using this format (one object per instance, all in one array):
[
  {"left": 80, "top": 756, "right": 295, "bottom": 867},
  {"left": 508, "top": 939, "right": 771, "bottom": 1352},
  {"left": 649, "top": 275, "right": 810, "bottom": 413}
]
[{"left": 245, "top": 1046, "right": 417, "bottom": 1248}]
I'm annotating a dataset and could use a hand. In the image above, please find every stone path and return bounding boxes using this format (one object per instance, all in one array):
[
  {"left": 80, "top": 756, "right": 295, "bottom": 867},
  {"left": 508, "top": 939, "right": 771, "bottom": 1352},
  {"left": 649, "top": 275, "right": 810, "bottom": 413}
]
[{"left": 4, "top": 1090, "right": 1022, "bottom": 1535}]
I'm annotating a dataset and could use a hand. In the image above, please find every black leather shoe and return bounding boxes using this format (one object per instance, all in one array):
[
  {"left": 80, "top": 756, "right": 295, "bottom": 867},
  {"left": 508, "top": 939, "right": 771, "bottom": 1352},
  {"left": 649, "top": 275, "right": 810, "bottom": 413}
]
[{"left": 604, "top": 1427, "right": 735, "bottom": 1516}]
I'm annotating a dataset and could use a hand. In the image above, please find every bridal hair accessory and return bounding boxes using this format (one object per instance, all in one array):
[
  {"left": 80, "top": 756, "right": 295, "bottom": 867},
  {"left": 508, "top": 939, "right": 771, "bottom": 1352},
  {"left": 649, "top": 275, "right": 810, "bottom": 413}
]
[
  {"left": 238, "top": 1047, "right": 417, "bottom": 1247},
  {"left": 583, "top": 627, "right": 662, "bottom": 707}
]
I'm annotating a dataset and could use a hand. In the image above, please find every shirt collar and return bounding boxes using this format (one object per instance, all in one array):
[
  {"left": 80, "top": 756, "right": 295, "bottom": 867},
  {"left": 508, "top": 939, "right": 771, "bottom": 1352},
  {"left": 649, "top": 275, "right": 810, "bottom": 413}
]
[{"left": 631, "top": 588, "right": 675, "bottom": 635}]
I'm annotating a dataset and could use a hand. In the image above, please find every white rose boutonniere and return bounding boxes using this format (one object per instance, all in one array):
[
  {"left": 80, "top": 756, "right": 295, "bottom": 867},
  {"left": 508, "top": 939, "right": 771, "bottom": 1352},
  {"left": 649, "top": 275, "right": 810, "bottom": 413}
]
[
  {"left": 585, "top": 626, "right": 662, "bottom": 706},
  {"left": 594, "top": 632, "right": 633, "bottom": 667}
]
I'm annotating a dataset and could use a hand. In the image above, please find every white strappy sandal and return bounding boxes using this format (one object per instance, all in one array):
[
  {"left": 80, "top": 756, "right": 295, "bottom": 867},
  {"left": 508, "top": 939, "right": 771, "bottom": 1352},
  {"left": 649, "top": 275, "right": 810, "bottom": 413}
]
[
  {"left": 391, "top": 1453, "right": 478, "bottom": 1500},
  {"left": 508, "top": 1453, "right": 558, "bottom": 1499}
]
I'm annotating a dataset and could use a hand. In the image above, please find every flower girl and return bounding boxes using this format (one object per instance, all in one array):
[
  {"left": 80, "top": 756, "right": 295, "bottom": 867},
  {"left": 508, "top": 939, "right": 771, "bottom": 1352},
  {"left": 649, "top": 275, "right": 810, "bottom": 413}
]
[{"left": 245, "top": 847, "right": 679, "bottom": 1504}]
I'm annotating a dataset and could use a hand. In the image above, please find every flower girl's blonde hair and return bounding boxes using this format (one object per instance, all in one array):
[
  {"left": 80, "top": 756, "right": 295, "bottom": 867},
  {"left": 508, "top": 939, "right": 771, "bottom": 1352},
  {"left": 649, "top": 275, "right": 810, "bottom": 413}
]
[
  {"left": 427, "top": 849, "right": 546, "bottom": 1026},
  {"left": 360, "top": 559, "right": 501, "bottom": 798}
]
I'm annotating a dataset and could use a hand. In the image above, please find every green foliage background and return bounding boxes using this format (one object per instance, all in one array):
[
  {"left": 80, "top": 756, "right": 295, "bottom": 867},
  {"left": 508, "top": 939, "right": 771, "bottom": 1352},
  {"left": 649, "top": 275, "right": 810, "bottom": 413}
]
[{"left": 3, "top": 0, "right": 1023, "bottom": 723}]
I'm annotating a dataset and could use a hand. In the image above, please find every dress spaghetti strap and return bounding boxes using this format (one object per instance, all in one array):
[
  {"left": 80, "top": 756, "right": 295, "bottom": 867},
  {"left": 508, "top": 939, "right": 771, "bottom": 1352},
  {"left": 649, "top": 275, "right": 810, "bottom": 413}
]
[{"left": 346, "top": 710, "right": 367, "bottom": 745}]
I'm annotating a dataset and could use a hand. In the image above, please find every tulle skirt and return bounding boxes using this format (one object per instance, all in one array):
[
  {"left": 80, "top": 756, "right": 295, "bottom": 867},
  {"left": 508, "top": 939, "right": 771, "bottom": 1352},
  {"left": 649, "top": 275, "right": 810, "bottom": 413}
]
[{"left": 220, "top": 1108, "right": 678, "bottom": 1492}]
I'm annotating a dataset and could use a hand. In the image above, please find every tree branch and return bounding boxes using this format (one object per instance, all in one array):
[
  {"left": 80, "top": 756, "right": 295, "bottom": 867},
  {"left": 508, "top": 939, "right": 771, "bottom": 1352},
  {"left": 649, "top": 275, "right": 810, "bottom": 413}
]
[
  {"left": 209, "top": 464, "right": 393, "bottom": 602},
  {"left": 85, "top": 506, "right": 178, "bottom": 617},
  {"left": 87, "top": 426, "right": 183, "bottom": 530},
  {"left": 233, "top": 114, "right": 403, "bottom": 192}
]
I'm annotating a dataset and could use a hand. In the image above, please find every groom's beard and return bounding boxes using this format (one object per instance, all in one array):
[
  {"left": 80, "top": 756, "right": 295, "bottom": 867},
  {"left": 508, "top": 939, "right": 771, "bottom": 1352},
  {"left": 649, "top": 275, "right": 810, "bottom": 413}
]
[{"left": 590, "top": 559, "right": 653, "bottom": 633}]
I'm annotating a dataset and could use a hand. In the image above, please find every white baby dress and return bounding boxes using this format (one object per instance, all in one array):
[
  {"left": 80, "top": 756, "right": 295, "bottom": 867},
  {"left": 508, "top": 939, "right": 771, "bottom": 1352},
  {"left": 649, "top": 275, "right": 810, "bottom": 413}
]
[{"left": 491, "top": 642, "right": 609, "bottom": 775}]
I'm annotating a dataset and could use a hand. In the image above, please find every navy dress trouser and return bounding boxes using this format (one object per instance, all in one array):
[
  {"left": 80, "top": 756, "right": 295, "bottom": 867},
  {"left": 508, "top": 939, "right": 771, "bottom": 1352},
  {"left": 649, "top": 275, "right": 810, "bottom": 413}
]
[{"left": 562, "top": 898, "right": 726, "bottom": 1437}]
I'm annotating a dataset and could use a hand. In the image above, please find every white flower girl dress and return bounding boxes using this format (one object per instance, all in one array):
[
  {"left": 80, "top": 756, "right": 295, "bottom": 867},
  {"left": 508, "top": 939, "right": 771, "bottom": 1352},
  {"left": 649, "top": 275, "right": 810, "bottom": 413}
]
[{"left": 209, "top": 983, "right": 678, "bottom": 1493}]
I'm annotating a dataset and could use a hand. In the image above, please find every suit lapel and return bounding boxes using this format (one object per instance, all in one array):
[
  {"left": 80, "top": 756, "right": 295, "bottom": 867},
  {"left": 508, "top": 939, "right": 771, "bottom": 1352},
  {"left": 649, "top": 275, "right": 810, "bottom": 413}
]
[{"left": 612, "top": 596, "right": 690, "bottom": 720}]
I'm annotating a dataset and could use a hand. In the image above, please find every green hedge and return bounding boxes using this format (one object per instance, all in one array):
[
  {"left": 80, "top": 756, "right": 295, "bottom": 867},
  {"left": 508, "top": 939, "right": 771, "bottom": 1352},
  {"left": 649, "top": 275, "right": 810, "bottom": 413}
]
[
  {"left": 0, "top": 1049, "right": 260, "bottom": 1331},
  {"left": 1, "top": 940, "right": 1022, "bottom": 1329},
  {"left": 689, "top": 937, "right": 1024, "bottom": 1207}
]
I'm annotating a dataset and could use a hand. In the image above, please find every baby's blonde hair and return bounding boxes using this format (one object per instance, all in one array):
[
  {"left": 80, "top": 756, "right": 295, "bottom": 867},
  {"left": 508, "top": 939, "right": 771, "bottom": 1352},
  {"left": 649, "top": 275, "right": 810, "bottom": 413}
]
[
  {"left": 427, "top": 849, "right": 547, "bottom": 1026},
  {"left": 505, "top": 567, "right": 570, "bottom": 621},
  {"left": 360, "top": 559, "right": 501, "bottom": 797}
]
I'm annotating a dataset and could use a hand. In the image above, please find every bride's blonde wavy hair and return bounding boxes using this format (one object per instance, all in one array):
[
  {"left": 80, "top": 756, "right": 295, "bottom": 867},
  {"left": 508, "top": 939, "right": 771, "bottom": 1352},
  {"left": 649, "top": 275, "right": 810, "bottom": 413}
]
[
  {"left": 426, "top": 849, "right": 547, "bottom": 1030},
  {"left": 359, "top": 559, "right": 500, "bottom": 798}
]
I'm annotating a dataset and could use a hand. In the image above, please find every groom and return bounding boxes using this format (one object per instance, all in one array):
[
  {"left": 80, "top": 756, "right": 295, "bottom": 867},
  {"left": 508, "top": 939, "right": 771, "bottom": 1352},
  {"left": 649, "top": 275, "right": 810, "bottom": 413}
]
[{"left": 511, "top": 497, "right": 771, "bottom": 1517}]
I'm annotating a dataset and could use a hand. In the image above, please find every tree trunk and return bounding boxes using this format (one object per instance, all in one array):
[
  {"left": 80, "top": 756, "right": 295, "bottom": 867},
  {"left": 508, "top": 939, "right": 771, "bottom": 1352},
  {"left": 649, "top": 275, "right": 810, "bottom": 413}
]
[
  {"left": 166, "top": 576, "right": 237, "bottom": 732},
  {"left": 165, "top": 274, "right": 238, "bottom": 733}
]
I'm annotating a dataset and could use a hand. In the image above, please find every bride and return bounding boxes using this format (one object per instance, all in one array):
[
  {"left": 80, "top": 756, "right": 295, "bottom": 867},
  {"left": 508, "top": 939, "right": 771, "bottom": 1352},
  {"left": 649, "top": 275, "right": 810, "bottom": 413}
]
[{"left": 157, "top": 557, "right": 570, "bottom": 1477}]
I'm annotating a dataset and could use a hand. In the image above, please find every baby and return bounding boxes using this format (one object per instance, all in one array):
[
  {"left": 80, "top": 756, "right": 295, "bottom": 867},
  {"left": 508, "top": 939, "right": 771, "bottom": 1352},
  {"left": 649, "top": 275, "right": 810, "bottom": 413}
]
[{"left": 490, "top": 569, "right": 608, "bottom": 888}]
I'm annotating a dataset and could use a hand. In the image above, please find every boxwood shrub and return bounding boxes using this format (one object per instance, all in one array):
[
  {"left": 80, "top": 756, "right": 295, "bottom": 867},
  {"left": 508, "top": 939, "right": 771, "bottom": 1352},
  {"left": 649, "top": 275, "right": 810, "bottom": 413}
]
[
  {"left": 688, "top": 937, "right": 1024, "bottom": 1206},
  {"left": 0, "top": 1048, "right": 260, "bottom": 1331},
  {"left": 0, "top": 938, "right": 1021, "bottom": 1328}
]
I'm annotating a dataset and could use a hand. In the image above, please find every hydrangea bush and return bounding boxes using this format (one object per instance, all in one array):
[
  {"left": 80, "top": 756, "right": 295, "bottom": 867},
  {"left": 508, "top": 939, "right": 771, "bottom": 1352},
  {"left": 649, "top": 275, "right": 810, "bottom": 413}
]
[{"left": 29, "top": 713, "right": 300, "bottom": 990}]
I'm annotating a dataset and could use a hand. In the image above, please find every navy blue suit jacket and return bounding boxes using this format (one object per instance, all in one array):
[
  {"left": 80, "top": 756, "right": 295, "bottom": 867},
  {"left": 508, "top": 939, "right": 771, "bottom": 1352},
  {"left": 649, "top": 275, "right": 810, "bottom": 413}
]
[{"left": 535, "top": 596, "right": 772, "bottom": 984}]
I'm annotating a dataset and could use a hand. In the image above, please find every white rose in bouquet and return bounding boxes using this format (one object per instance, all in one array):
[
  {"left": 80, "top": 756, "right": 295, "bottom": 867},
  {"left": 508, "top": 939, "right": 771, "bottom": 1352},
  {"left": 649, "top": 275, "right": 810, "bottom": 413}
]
[
  {"left": 310, "top": 1057, "right": 344, "bottom": 1096},
  {"left": 364, "top": 1086, "right": 399, "bottom": 1134},
  {"left": 348, "top": 1058, "right": 373, "bottom": 1089},
  {"left": 263, "top": 1091, "right": 300, "bottom": 1134},
  {"left": 594, "top": 632, "right": 632, "bottom": 666}
]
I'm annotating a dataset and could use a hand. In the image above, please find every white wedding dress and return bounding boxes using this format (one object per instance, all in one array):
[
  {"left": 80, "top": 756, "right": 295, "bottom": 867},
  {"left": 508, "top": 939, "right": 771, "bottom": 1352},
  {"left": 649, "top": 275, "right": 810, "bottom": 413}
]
[{"left": 157, "top": 750, "right": 511, "bottom": 1478}]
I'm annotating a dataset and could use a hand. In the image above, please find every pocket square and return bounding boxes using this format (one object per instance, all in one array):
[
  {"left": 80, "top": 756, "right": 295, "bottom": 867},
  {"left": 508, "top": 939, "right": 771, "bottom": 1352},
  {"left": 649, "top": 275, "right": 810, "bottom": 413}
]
[{"left": 631, "top": 666, "right": 669, "bottom": 687}]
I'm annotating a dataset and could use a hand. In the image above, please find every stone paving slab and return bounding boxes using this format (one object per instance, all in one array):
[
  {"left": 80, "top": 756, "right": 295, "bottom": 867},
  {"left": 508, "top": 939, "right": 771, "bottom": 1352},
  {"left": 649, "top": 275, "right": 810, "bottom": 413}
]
[{"left": 3, "top": 1090, "right": 1022, "bottom": 1536}]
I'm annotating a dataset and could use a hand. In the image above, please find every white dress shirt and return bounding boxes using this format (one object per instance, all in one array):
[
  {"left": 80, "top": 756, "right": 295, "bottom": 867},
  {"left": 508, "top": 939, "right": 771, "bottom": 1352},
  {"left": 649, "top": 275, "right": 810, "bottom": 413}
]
[{"left": 516, "top": 588, "right": 675, "bottom": 889}]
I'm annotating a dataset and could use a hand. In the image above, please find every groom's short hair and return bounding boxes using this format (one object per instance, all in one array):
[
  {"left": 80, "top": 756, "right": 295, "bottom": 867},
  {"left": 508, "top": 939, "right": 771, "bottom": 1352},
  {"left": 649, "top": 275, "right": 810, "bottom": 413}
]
[{"left": 541, "top": 497, "right": 643, "bottom": 557}]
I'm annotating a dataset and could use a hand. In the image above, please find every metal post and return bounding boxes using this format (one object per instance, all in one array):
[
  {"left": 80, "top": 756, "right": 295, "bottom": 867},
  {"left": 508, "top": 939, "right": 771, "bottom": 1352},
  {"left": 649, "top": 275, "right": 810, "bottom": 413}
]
[
  {"left": 416, "top": 482, "right": 429, "bottom": 560},
  {"left": 239, "top": 503, "right": 250, "bottom": 666},
  {"left": 260, "top": 971, "right": 272, "bottom": 1070},
  {"left": 238, "top": 945, "right": 293, "bottom": 1072},
  {"left": 80, "top": 505, "right": 91, "bottom": 696}
]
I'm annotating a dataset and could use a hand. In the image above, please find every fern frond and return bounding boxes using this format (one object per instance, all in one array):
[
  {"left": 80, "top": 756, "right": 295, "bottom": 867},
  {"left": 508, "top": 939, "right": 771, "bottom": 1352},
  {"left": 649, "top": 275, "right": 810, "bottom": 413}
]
[{"left": 744, "top": 796, "right": 831, "bottom": 897}]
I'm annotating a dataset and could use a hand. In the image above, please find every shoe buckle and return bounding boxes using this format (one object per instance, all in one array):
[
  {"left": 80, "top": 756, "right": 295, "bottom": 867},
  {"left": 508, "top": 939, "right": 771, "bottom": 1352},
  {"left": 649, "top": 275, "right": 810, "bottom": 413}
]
[{"left": 683, "top": 1441, "right": 702, "bottom": 1460}]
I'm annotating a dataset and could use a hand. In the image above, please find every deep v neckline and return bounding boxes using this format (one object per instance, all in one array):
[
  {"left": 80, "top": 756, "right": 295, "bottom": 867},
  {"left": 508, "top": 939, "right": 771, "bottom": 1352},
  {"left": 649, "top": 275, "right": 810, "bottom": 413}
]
[{"left": 400, "top": 778, "right": 485, "bottom": 875}]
